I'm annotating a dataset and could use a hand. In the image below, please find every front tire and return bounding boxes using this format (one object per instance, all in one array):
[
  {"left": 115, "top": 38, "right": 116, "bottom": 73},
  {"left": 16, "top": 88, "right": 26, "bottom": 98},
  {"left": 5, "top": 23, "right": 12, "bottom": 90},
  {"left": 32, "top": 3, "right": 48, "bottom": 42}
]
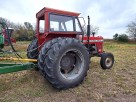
[
  {"left": 100, "top": 53, "right": 114, "bottom": 69},
  {"left": 38, "top": 38, "right": 90, "bottom": 89}
]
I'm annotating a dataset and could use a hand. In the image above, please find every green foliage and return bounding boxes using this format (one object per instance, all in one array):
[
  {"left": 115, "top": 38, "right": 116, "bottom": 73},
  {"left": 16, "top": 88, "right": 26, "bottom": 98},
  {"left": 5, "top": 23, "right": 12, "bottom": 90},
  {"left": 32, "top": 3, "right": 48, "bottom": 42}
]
[
  {"left": 113, "top": 33, "right": 119, "bottom": 40},
  {"left": 113, "top": 33, "right": 129, "bottom": 42},
  {"left": 118, "top": 34, "right": 129, "bottom": 42},
  {"left": 13, "top": 28, "right": 35, "bottom": 41}
]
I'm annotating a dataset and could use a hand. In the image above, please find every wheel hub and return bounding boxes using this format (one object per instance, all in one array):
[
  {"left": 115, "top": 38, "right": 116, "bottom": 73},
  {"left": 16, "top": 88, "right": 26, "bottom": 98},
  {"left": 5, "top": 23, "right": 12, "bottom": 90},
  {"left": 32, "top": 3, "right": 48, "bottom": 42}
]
[
  {"left": 105, "top": 57, "right": 112, "bottom": 67},
  {"left": 60, "top": 53, "right": 75, "bottom": 70}
]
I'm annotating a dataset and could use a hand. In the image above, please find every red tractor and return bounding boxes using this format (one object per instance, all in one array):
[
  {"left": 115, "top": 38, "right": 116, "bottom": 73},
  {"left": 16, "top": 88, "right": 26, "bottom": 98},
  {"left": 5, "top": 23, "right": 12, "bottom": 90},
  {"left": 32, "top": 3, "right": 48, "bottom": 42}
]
[
  {"left": 27, "top": 7, "right": 114, "bottom": 89},
  {"left": 3, "top": 28, "right": 16, "bottom": 46}
]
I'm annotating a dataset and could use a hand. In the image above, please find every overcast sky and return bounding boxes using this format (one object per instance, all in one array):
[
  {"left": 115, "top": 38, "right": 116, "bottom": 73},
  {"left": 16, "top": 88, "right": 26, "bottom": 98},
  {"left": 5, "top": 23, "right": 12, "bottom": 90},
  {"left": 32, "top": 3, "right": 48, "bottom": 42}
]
[{"left": 1, "top": 0, "right": 136, "bottom": 38}]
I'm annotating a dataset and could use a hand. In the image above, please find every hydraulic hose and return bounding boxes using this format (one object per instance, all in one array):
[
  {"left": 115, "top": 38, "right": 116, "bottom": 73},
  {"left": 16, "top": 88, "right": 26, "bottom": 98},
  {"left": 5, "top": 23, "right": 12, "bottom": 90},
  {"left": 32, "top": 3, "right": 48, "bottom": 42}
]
[{"left": 3, "top": 22, "right": 22, "bottom": 58}]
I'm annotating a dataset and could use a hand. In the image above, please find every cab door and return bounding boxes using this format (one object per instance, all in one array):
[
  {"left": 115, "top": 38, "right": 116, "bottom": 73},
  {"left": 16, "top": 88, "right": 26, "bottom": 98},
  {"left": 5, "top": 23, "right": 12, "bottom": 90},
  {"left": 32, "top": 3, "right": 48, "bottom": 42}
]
[{"left": 36, "top": 14, "right": 47, "bottom": 49}]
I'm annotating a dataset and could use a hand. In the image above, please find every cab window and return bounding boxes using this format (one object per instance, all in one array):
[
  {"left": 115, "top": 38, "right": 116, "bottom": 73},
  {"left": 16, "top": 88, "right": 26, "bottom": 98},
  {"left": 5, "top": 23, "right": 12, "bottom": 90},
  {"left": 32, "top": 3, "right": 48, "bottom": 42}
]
[{"left": 50, "top": 14, "right": 74, "bottom": 32}]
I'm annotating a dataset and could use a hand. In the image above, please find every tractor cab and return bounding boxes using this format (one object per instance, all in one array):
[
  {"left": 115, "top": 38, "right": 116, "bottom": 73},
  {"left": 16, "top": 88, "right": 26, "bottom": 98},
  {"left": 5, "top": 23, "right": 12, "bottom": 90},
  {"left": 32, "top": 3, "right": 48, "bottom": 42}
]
[
  {"left": 36, "top": 7, "right": 84, "bottom": 46},
  {"left": 36, "top": 7, "right": 103, "bottom": 54}
]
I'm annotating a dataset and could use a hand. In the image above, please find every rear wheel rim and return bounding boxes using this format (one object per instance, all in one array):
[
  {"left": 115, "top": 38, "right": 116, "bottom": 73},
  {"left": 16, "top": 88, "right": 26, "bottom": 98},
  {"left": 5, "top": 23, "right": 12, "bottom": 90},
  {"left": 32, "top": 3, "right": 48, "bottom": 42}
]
[{"left": 59, "top": 49, "right": 84, "bottom": 80}]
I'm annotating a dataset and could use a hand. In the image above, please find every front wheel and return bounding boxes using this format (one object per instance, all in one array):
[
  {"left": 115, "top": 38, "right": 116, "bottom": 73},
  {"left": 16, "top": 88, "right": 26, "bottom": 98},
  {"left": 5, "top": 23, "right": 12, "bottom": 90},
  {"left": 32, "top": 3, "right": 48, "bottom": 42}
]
[{"left": 100, "top": 53, "right": 114, "bottom": 69}]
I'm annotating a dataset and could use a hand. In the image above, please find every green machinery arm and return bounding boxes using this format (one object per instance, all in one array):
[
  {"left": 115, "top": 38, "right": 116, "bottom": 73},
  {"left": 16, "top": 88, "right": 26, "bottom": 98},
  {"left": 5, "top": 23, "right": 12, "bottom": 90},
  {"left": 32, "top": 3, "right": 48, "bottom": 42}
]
[
  {"left": 0, "top": 62, "right": 35, "bottom": 74},
  {"left": 0, "top": 57, "right": 37, "bottom": 74}
]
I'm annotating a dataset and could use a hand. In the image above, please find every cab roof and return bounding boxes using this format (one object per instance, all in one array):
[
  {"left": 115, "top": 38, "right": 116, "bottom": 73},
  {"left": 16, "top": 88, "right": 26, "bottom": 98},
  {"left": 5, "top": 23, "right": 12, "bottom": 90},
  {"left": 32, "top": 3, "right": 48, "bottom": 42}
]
[{"left": 36, "top": 7, "right": 80, "bottom": 18}]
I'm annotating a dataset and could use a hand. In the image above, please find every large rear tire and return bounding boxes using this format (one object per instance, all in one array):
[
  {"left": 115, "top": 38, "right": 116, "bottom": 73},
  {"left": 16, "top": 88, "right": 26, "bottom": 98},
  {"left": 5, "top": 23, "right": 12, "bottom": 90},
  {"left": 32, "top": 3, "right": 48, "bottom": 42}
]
[
  {"left": 38, "top": 38, "right": 90, "bottom": 89},
  {"left": 27, "top": 39, "right": 38, "bottom": 59},
  {"left": 38, "top": 38, "right": 62, "bottom": 76}
]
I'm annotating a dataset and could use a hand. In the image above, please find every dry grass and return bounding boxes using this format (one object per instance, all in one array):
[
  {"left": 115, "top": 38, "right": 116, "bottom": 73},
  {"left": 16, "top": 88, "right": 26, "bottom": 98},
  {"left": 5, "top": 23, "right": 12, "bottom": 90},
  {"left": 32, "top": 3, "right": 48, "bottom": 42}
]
[{"left": 0, "top": 41, "right": 136, "bottom": 102}]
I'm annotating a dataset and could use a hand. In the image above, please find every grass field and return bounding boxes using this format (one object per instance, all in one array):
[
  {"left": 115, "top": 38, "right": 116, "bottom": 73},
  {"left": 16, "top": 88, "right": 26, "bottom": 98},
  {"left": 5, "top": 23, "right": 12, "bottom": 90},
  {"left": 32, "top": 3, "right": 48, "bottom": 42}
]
[{"left": 0, "top": 41, "right": 136, "bottom": 102}]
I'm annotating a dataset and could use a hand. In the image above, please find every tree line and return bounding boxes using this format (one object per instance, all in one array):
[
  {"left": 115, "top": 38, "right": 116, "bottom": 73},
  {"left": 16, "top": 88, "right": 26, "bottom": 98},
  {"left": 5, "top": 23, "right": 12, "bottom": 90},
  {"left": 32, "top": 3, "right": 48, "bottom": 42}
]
[
  {"left": 0, "top": 17, "right": 35, "bottom": 41},
  {"left": 1, "top": 17, "right": 136, "bottom": 42},
  {"left": 113, "top": 19, "right": 136, "bottom": 42}
]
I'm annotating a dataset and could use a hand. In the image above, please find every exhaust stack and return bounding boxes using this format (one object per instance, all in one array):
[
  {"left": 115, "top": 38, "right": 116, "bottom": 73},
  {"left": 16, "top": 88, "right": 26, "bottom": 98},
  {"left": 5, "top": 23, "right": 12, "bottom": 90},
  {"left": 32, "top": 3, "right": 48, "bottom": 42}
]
[{"left": 87, "top": 16, "right": 90, "bottom": 47}]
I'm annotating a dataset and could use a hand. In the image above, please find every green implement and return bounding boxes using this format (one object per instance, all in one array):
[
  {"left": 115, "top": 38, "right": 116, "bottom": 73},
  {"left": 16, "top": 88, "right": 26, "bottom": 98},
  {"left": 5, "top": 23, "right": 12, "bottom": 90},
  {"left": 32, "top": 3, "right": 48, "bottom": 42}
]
[{"left": 0, "top": 62, "right": 35, "bottom": 74}]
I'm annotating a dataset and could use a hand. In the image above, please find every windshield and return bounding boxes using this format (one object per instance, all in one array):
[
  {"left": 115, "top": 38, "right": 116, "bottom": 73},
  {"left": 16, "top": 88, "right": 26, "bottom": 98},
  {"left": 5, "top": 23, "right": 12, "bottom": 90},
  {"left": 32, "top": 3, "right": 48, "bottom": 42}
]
[
  {"left": 49, "top": 14, "right": 82, "bottom": 33},
  {"left": 50, "top": 14, "right": 74, "bottom": 32}
]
